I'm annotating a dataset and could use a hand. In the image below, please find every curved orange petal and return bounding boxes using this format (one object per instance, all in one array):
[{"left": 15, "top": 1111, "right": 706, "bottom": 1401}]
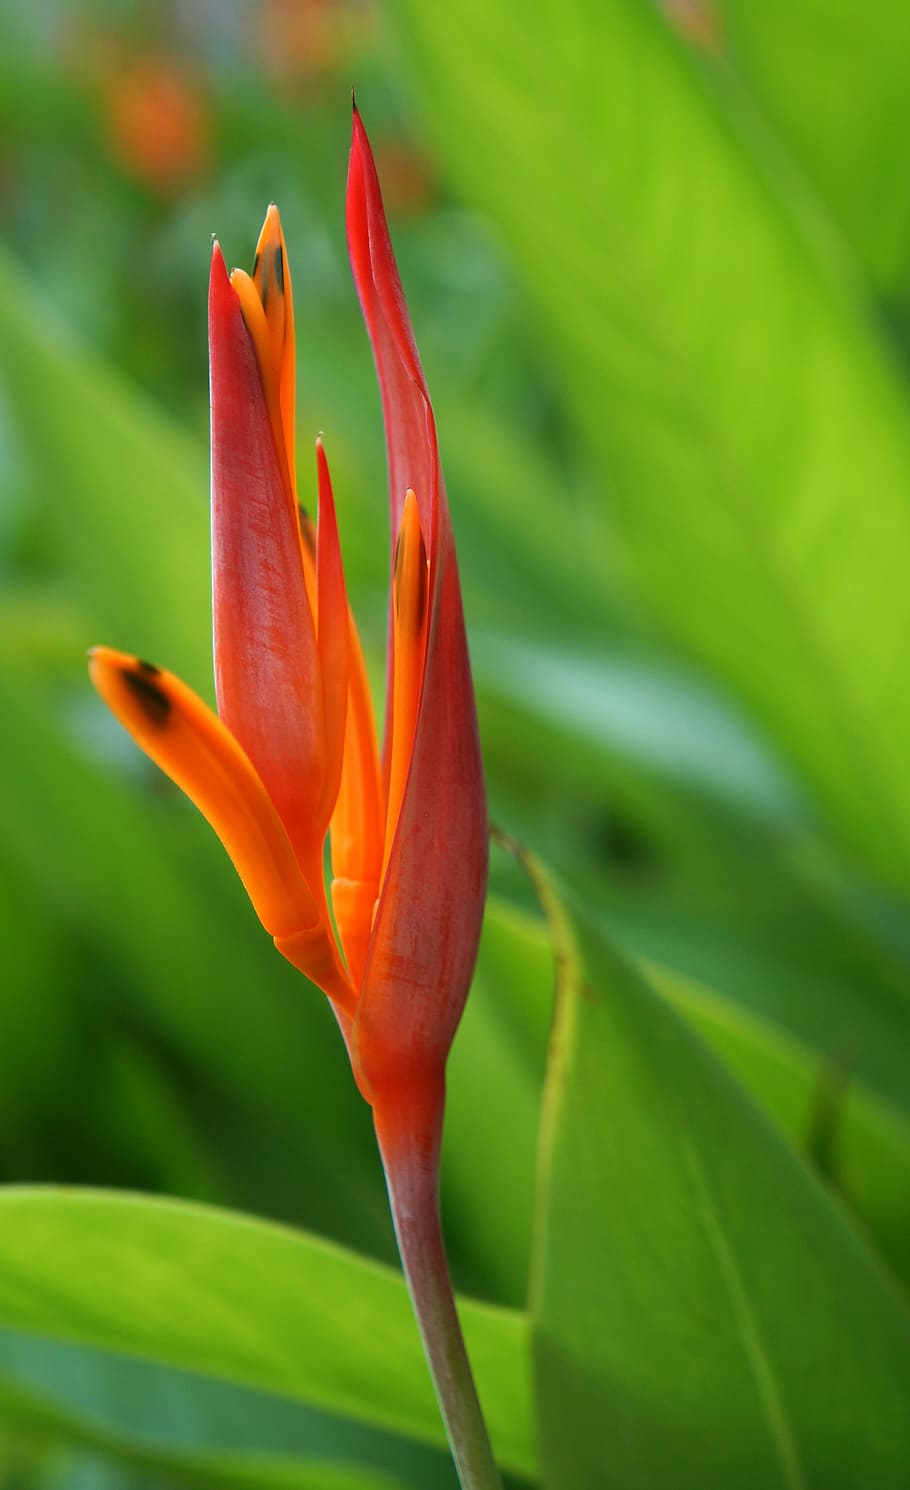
[{"left": 88, "top": 647, "right": 319, "bottom": 941}]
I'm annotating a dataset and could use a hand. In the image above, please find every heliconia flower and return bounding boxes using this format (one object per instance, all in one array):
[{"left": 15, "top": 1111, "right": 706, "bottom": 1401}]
[
  {"left": 88, "top": 107, "right": 488, "bottom": 1144},
  {"left": 91, "top": 107, "right": 501, "bottom": 1490}
]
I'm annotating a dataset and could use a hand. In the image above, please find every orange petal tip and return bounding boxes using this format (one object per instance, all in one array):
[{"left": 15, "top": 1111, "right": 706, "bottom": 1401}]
[{"left": 89, "top": 647, "right": 326, "bottom": 940}]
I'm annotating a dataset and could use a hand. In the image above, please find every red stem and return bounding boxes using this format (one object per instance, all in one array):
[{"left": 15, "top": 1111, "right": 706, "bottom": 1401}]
[{"left": 372, "top": 1082, "right": 504, "bottom": 1490}]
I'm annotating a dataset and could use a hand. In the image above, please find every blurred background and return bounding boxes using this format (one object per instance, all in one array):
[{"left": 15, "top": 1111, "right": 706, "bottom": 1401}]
[{"left": 1, "top": 0, "right": 910, "bottom": 1485}]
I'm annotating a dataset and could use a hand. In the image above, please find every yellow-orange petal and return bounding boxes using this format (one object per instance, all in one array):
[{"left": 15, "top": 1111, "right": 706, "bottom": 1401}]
[
  {"left": 252, "top": 204, "right": 296, "bottom": 486},
  {"left": 330, "top": 618, "right": 383, "bottom": 986},
  {"left": 88, "top": 647, "right": 320, "bottom": 942},
  {"left": 230, "top": 239, "right": 317, "bottom": 621},
  {"left": 274, "top": 922, "right": 356, "bottom": 1010},
  {"left": 383, "top": 488, "right": 428, "bottom": 881},
  {"left": 313, "top": 439, "right": 350, "bottom": 830},
  {"left": 330, "top": 877, "right": 376, "bottom": 994},
  {"left": 229, "top": 264, "right": 296, "bottom": 510}
]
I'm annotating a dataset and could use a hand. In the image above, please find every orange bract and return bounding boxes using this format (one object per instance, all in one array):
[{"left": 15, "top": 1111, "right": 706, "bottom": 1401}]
[{"left": 90, "top": 108, "right": 487, "bottom": 1103}]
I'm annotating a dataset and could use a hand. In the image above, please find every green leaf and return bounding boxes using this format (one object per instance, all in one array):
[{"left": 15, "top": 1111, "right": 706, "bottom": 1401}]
[
  {"left": 0, "top": 1189, "right": 535, "bottom": 1480},
  {"left": 479, "top": 640, "right": 910, "bottom": 1126},
  {"left": 445, "top": 897, "right": 552, "bottom": 1304},
  {"left": 0, "top": 241, "right": 211, "bottom": 685},
  {"left": 2, "top": 1372, "right": 405, "bottom": 1490},
  {"left": 716, "top": 0, "right": 910, "bottom": 289},
  {"left": 0, "top": 1366, "right": 409, "bottom": 1490},
  {"left": 394, "top": 0, "right": 910, "bottom": 887},
  {"left": 651, "top": 961, "right": 910, "bottom": 1292},
  {"left": 530, "top": 862, "right": 910, "bottom": 1488},
  {"left": 466, "top": 890, "right": 910, "bottom": 1301},
  {"left": 0, "top": 1332, "right": 458, "bottom": 1490},
  {"left": 597, "top": 838, "right": 910, "bottom": 1124},
  {"left": 0, "top": 848, "right": 75, "bottom": 1143}
]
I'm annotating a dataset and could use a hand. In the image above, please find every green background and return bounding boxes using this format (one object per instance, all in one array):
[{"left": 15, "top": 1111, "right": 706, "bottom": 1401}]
[{"left": 1, "top": 1, "right": 909, "bottom": 1486}]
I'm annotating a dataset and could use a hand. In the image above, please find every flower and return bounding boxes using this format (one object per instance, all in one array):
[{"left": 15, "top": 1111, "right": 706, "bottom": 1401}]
[{"left": 89, "top": 108, "right": 488, "bottom": 1126}]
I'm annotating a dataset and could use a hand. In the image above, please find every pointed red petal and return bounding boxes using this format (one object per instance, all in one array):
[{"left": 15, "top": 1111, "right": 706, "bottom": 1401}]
[
  {"left": 355, "top": 532, "right": 487, "bottom": 1096},
  {"left": 346, "top": 107, "right": 438, "bottom": 553},
  {"left": 209, "top": 242, "right": 326, "bottom": 867},
  {"left": 347, "top": 105, "right": 445, "bottom": 798},
  {"left": 346, "top": 111, "right": 487, "bottom": 1094}
]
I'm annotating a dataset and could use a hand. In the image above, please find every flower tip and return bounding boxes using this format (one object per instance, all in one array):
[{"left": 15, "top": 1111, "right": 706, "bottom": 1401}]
[
  {"left": 87, "top": 643, "right": 114, "bottom": 677},
  {"left": 315, "top": 435, "right": 332, "bottom": 494},
  {"left": 261, "top": 202, "right": 283, "bottom": 240},
  {"left": 350, "top": 98, "right": 374, "bottom": 165},
  {"left": 88, "top": 645, "right": 160, "bottom": 693},
  {"left": 87, "top": 646, "right": 141, "bottom": 709},
  {"left": 210, "top": 238, "right": 231, "bottom": 288}
]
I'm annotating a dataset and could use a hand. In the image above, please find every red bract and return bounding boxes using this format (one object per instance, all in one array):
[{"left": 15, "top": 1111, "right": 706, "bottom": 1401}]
[{"left": 89, "top": 109, "right": 488, "bottom": 1124}]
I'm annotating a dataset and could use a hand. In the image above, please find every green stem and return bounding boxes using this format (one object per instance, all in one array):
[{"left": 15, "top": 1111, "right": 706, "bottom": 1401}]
[{"left": 373, "top": 1090, "right": 504, "bottom": 1490}]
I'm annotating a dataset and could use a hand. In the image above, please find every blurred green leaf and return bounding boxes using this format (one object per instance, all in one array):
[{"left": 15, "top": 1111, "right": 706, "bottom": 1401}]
[
  {"left": 653, "top": 961, "right": 910, "bottom": 1292},
  {"left": 0, "top": 1332, "right": 460, "bottom": 1490},
  {"left": 0, "top": 240, "right": 210, "bottom": 684},
  {"left": 530, "top": 862, "right": 910, "bottom": 1488},
  {"left": 0, "top": 851, "right": 72, "bottom": 1146},
  {"left": 445, "top": 898, "right": 552, "bottom": 1304},
  {"left": 482, "top": 660, "right": 910, "bottom": 1129},
  {"left": 597, "top": 838, "right": 910, "bottom": 1124},
  {"left": 0, "top": 1189, "right": 535, "bottom": 1478},
  {"left": 467, "top": 890, "right": 910, "bottom": 1301},
  {"left": 4, "top": 28, "right": 910, "bottom": 1490},
  {"left": 0, "top": 1356, "right": 406, "bottom": 1490},
  {"left": 717, "top": 0, "right": 910, "bottom": 289},
  {"left": 394, "top": 0, "right": 910, "bottom": 888}
]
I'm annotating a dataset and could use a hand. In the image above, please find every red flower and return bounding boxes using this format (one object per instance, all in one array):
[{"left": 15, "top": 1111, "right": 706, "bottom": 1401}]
[{"left": 90, "top": 108, "right": 488, "bottom": 1125}]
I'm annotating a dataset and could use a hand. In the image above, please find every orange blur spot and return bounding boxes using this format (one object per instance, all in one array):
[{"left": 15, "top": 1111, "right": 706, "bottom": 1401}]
[{"left": 105, "top": 56, "right": 209, "bottom": 193}]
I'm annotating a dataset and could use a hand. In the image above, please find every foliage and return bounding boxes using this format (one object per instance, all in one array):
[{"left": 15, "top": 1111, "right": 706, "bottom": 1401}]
[{"left": 1, "top": 1, "right": 909, "bottom": 1486}]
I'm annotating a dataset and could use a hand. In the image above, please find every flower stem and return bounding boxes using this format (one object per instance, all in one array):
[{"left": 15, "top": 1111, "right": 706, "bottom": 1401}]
[{"left": 373, "top": 1087, "right": 504, "bottom": 1490}]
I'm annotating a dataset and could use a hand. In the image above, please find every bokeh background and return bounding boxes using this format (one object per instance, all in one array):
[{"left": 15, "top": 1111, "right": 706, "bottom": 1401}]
[{"left": 2, "top": 0, "right": 910, "bottom": 1486}]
